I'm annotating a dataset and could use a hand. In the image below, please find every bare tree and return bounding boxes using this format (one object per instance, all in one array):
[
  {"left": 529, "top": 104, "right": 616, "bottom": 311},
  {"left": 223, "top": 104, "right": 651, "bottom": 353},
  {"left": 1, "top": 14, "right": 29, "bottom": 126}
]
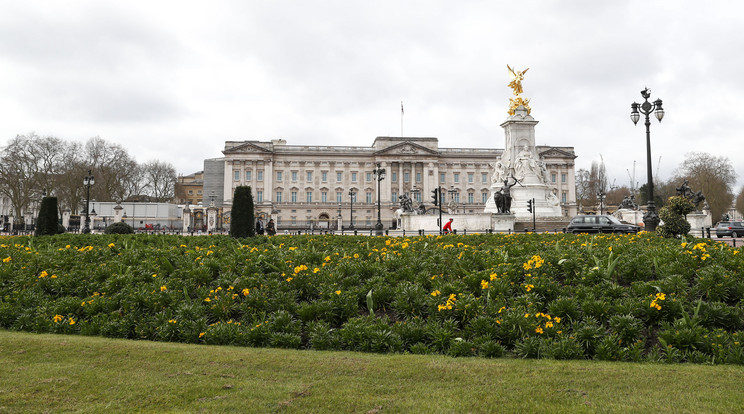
[
  {"left": 141, "top": 160, "right": 177, "bottom": 202},
  {"left": 84, "top": 137, "right": 139, "bottom": 202},
  {"left": 0, "top": 135, "right": 38, "bottom": 220},
  {"left": 575, "top": 168, "right": 590, "bottom": 211},
  {"left": 673, "top": 152, "right": 737, "bottom": 221},
  {"left": 735, "top": 187, "right": 744, "bottom": 219}
]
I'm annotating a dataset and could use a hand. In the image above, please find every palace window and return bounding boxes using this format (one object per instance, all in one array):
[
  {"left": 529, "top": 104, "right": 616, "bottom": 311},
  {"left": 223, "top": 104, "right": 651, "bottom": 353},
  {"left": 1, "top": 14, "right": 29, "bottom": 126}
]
[
  {"left": 256, "top": 190, "right": 263, "bottom": 203},
  {"left": 276, "top": 191, "right": 282, "bottom": 203},
  {"left": 306, "top": 192, "right": 312, "bottom": 203},
  {"left": 307, "top": 171, "right": 313, "bottom": 182},
  {"left": 291, "top": 191, "right": 297, "bottom": 203},
  {"left": 245, "top": 170, "right": 252, "bottom": 181},
  {"left": 276, "top": 171, "right": 283, "bottom": 181},
  {"left": 292, "top": 171, "right": 298, "bottom": 182},
  {"left": 257, "top": 171, "right": 263, "bottom": 181},
  {"left": 321, "top": 191, "right": 327, "bottom": 203},
  {"left": 468, "top": 173, "right": 473, "bottom": 184},
  {"left": 453, "top": 173, "right": 460, "bottom": 183}
]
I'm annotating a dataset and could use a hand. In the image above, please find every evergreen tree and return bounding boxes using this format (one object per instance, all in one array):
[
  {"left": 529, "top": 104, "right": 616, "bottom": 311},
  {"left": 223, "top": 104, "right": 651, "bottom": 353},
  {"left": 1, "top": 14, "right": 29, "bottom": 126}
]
[
  {"left": 657, "top": 196, "right": 694, "bottom": 238},
  {"left": 34, "top": 196, "right": 60, "bottom": 236},
  {"left": 230, "top": 186, "right": 255, "bottom": 238}
]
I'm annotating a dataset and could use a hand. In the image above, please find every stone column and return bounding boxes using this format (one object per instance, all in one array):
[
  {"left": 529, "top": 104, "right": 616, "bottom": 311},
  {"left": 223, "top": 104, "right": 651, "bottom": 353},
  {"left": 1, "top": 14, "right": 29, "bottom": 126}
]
[
  {"left": 113, "top": 204, "right": 123, "bottom": 223},
  {"left": 182, "top": 206, "right": 191, "bottom": 233},
  {"left": 62, "top": 208, "right": 71, "bottom": 229},
  {"left": 207, "top": 206, "right": 218, "bottom": 232}
]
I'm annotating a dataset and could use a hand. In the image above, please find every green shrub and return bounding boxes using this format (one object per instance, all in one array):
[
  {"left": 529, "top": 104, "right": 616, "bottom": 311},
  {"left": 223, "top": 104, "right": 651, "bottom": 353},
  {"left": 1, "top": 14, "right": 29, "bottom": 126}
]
[
  {"left": 657, "top": 196, "right": 694, "bottom": 238},
  {"left": 104, "top": 222, "right": 134, "bottom": 234},
  {"left": 230, "top": 186, "right": 255, "bottom": 238},
  {"left": 34, "top": 196, "right": 60, "bottom": 236}
]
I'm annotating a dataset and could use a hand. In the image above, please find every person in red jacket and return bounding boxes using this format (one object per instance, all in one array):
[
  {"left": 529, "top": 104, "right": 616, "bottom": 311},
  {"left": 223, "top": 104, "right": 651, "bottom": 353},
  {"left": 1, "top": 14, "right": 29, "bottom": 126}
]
[{"left": 443, "top": 218, "right": 453, "bottom": 234}]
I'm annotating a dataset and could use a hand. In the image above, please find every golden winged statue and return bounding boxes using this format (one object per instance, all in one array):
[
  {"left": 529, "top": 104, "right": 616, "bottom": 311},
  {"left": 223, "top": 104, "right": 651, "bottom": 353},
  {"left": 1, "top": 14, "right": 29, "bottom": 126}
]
[
  {"left": 507, "top": 65, "right": 531, "bottom": 115},
  {"left": 507, "top": 65, "right": 528, "bottom": 96}
]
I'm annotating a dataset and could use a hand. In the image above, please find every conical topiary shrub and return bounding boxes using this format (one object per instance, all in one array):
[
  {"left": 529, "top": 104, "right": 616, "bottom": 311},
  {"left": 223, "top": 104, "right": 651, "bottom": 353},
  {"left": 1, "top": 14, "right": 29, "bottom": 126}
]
[
  {"left": 34, "top": 196, "right": 61, "bottom": 236},
  {"left": 230, "top": 186, "right": 255, "bottom": 238}
]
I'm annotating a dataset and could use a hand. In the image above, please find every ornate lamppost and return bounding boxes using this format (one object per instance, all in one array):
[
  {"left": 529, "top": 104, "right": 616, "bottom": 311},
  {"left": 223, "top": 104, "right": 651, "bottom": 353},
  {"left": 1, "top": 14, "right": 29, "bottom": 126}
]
[
  {"left": 82, "top": 170, "right": 95, "bottom": 234},
  {"left": 348, "top": 190, "right": 355, "bottom": 230},
  {"left": 631, "top": 88, "right": 664, "bottom": 231},
  {"left": 597, "top": 191, "right": 606, "bottom": 215},
  {"left": 373, "top": 163, "right": 386, "bottom": 235}
]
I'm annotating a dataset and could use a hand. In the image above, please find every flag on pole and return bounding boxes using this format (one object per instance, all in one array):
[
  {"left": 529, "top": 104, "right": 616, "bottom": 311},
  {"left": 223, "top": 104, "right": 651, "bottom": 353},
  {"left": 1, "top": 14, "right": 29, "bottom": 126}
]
[{"left": 401, "top": 101, "right": 404, "bottom": 115}]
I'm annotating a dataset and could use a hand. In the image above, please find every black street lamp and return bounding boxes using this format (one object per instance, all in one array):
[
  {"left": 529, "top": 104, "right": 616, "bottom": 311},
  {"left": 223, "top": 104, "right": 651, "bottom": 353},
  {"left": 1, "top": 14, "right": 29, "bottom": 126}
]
[
  {"left": 373, "top": 163, "right": 386, "bottom": 235},
  {"left": 631, "top": 88, "right": 664, "bottom": 232},
  {"left": 348, "top": 190, "right": 355, "bottom": 229},
  {"left": 82, "top": 170, "right": 95, "bottom": 234},
  {"left": 597, "top": 191, "right": 606, "bottom": 215}
]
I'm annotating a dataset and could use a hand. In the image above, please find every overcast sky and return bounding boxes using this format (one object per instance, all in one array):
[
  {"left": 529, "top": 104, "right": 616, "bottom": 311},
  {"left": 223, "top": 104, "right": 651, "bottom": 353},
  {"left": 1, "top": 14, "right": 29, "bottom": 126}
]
[{"left": 1, "top": 1, "right": 742, "bottom": 192}]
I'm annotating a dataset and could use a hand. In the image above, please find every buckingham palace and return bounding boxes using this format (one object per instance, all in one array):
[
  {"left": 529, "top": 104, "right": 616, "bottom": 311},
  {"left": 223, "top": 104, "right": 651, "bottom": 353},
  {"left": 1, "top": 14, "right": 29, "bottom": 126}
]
[{"left": 201, "top": 136, "right": 576, "bottom": 231}]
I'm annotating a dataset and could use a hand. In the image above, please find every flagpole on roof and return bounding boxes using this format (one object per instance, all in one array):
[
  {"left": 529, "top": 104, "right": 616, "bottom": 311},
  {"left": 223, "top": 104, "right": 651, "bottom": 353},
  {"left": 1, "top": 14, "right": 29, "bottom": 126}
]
[{"left": 400, "top": 101, "right": 404, "bottom": 137}]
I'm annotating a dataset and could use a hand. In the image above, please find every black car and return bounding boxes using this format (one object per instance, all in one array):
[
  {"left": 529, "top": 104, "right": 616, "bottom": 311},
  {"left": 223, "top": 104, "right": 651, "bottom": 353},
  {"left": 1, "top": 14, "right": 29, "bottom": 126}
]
[
  {"left": 715, "top": 221, "right": 744, "bottom": 238},
  {"left": 567, "top": 215, "right": 640, "bottom": 234}
]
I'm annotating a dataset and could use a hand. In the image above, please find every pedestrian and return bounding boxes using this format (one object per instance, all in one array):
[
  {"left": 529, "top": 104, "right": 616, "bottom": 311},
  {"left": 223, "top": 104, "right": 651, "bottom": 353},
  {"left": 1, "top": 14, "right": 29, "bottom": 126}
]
[
  {"left": 255, "top": 218, "right": 264, "bottom": 235},
  {"left": 266, "top": 218, "right": 276, "bottom": 236},
  {"left": 443, "top": 218, "right": 453, "bottom": 234}
]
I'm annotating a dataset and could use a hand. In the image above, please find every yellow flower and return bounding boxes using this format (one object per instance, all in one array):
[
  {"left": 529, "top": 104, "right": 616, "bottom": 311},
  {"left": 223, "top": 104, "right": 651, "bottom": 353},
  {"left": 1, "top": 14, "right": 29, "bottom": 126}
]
[
  {"left": 53, "top": 314, "right": 63, "bottom": 323},
  {"left": 160, "top": 285, "right": 167, "bottom": 292},
  {"left": 242, "top": 288, "right": 250, "bottom": 296},
  {"left": 313, "top": 267, "right": 320, "bottom": 273},
  {"left": 489, "top": 273, "right": 498, "bottom": 281},
  {"left": 108, "top": 243, "right": 115, "bottom": 248},
  {"left": 535, "top": 326, "right": 544, "bottom": 334},
  {"left": 335, "top": 290, "right": 341, "bottom": 295},
  {"left": 69, "top": 318, "right": 76, "bottom": 325},
  {"left": 2, "top": 256, "right": 10, "bottom": 263},
  {"left": 431, "top": 290, "right": 441, "bottom": 297},
  {"left": 199, "top": 332, "right": 206, "bottom": 338},
  {"left": 168, "top": 319, "right": 177, "bottom": 324},
  {"left": 152, "top": 273, "right": 157, "bottom": 278},
  {"left": 545, "top": 321, "right": 554, "bottom": 328},
  {"left": 286, "top": 277, "right": 293, "bottom": 282},
  {"left": 353, "top": 253, "right": 359, "bottom": 259},
  {"left": 204, "top": 297, "right": 211, "bottom": 302},
  {"left": 38, "top": 270, "right": 48, "bottom": 278}
]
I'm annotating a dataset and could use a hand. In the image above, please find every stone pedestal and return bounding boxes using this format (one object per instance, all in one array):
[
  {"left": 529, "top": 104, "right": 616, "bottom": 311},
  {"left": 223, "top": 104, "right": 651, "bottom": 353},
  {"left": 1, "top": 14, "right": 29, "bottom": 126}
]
[
  {"left": 687, "top": 211, "right": 712, "bottom": 237},
  {"left": 484, "top": 106, "right": 563, "bottom": 219},
  {"left": 614, "top": 209, "right": 644, "bottom": 226}
]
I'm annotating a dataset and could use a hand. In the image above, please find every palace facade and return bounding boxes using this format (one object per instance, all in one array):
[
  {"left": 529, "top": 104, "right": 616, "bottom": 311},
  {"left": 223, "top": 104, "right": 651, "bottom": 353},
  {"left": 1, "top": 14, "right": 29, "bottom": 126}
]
[{"left": 203, "top": 137, "right": 576, "bottom": 231}]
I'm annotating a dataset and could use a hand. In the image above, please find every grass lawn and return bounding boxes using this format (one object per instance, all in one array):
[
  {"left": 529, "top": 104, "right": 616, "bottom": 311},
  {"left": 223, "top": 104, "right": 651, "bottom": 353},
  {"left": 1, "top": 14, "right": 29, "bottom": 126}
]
[{"left": 1, "top": 331, "right": 743, "bottom": 413}]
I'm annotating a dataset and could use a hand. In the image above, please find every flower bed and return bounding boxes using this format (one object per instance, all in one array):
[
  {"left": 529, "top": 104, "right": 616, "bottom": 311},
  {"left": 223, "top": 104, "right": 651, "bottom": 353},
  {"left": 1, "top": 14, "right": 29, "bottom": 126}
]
[{"left": 1, "top": 233, "right": 742, "bottom": 363}]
